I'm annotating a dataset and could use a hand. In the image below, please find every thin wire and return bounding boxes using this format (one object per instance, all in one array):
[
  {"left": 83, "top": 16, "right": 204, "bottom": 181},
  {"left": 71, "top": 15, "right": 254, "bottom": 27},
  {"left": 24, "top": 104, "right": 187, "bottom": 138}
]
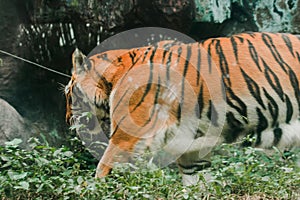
[{"left": 0, "top": 49, "right": 71, "bottom": 78}]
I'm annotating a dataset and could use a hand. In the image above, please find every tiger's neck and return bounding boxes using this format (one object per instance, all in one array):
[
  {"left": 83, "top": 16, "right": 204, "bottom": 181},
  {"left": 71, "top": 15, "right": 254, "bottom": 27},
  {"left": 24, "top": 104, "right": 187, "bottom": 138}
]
[{"left": 101, "top": 47, "right": 159, "bottom": 90}]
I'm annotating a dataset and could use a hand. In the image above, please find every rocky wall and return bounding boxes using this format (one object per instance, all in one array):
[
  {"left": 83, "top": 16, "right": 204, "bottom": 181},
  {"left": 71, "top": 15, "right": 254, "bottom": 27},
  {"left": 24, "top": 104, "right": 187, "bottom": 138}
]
[{"left": 194, "top": 0, "right": 300, "bottom": 33}]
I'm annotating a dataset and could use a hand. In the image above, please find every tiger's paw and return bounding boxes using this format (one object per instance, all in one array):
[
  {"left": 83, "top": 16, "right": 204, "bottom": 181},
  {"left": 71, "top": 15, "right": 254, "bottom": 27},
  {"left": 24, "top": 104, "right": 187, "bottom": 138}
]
[{"left": 95, "top": 163, "right": 112, "bottom": 179}]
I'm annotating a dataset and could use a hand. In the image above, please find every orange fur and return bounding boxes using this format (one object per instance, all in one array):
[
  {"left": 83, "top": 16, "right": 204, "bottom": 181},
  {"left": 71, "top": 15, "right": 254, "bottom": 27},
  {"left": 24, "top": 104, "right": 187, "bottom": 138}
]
[{"left": 66, "top": 33, "right": 300, "bottom": 184}]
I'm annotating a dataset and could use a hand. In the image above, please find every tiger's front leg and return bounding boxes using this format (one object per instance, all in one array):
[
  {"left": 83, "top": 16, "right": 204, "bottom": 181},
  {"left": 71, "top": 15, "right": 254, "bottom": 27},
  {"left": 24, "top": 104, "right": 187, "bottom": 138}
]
[
  {"left": 95, "top": 128, "right": 139, "bottom": 178},
  {"left": 95, "top": 141, "right": 125, "bottom": 178}
]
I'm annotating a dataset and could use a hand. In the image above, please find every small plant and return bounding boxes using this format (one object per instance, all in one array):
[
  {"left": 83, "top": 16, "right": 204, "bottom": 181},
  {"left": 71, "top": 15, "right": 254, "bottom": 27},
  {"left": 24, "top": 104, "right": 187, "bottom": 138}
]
[{"left": 69, "top": 111, "right": 93, "bottom": 131}]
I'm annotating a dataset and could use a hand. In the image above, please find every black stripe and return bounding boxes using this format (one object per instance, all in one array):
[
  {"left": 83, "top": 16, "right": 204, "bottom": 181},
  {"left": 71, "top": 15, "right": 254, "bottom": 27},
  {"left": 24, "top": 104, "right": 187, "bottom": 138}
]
[
  {"left": 117, "top": 56, "right": 123, "bottom": 63},
  {"left": 261, "top": 33, "right": 290, "bottom": 73},
  {"left": 116, "top": 51, "right": 142, "bottom": 86},
  {"left": 247, "top": 39, "right": 262, "bottom": 72},
  {"left": 182, "top": 46, "right": 192, "bottom": 79},
  {"left": 240, "top": 68, "right": 266, "bottom": 109},
  {"left": 181, "top": 46, "right": 192, "bottom": 94},
  {"left": 110, "top": 115, "right": 126, "bottom": 137},
  {"left": 263, "top": 88, "right": 279, "bottom": 127},
  {"left": 142, "top": 47, "right": 151, "bottom": 63},
  {"left": 207, "top": 42, "right": 213, "bottom": 73},
  {"left": 288, "top": 69, "right": 300, "bottom": 113},
  {"left": 143, "top": 76, "right": 161, "bottom": 126},
  {"left": 177, "top": 45, "right": 192, "bottom": 122},
  {"left": 196, "top": 43, "right": 201, "bottom": 86},
  {"left": 178, "top": 161, "right": 211, "bottom": 175},
  {"left": 162, "top": 49, "right": 169, "bottom": 64},
  {"left": 132, "top": 47, "right": 157, "bottom": 111},
  {"left": 154, "top": 76, "right": 161, "bottom": 108},
  {"left": 296, "top": 52, "right": 300, "bottom": 63},
  {"left": 285, "top": 94, "right": 293, "bottom": 123},
  {"left": 166, "top": 52, "right": 172, "bottom": 85},
  {"left": 207, "top": 100, "right": 218, "bottom": 126},
  {"left": 262, "top": 59, "right": 285, "bottom": 101},
  {"left": 231, "top": 36, "right": 239, "bottom": 63},
  {"left": 129, "top": 50, "right": 137, "bottom": 64},
  {"left": 195, "top": 83, "right": 204, "bottom": 119},
  {"left": 273, "top": 127, "right": 282, "bottom": 146},
  {"left": 216, "top": 40, "right": 231, "bottom": 86},
  {"left": 235, "top": 36, "right": 245, "bottom": 43},
  {"left": 144, "top": 108, "right": 161, "bottom": 133},
  {"left": 163, "top": 129, "right": 172, "bottom": 144},
  {"left": 93, "top": 68, "right": 112, "bottom": 92},
  {"left": 177, "top": 104, "right": 182, "bottom": 124},
  {"left": 97, "top": 53, "right": 111, "bottom": 62},
  {"left": 112, "top": 89, "right": 129, "bottom": 115},
  {"left": 174, "top": 46, "right": 183, "bottom": 123},
  {"left": 256, "top": 108, "right": 269, "bottom": 146},
  {"left": 176, "top": 46, "right": 182, "bottom": 64},
  {"left": 225, "top": 112, "right": 244, "bottom": 143},
  {"left": 94, "top": 95, "right": 101, "bottom": 109},
  {"left": 281, "top": 34, "right": 295, "bottom": 57},
  {"left": 226, "top": 87, "right": 248, "bottom": 123},
  {"left": 194, "top": 129, "right": 204, "bottom": 139},
  {"left": 162, "top": 42, "right": 175, "bottom": 63},
  {"left": 248, "top": 32, "right": 256, "bottom": 38}
]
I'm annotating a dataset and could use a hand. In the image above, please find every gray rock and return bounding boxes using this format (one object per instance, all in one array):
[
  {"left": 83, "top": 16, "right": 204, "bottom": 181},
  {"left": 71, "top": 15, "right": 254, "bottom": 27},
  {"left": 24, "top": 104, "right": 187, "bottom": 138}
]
[
  {"left": 194, "top": 0, "right": 300, "bottom": 33},
  {"left": 195, "top": 0, "right": 231, "bottom": 23},
  {"left": 0, "top": 98, "right": 31, "bottom": 148},
  {"left": 250, "top": 0, "right": 298, "bottom": 32}
]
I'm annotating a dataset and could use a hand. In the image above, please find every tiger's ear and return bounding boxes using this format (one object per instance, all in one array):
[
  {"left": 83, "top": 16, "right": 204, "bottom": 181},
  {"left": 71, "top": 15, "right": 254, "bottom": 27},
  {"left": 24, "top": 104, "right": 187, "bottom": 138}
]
[{"left": 72, "top": 48, "right": 90, "bottom": 75}]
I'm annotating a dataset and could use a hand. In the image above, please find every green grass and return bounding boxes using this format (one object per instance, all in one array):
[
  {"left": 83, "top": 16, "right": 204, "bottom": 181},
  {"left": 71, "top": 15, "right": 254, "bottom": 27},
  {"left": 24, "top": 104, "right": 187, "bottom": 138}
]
[{"left": 0, "top": 137, "right": 299, "bottom": 199}]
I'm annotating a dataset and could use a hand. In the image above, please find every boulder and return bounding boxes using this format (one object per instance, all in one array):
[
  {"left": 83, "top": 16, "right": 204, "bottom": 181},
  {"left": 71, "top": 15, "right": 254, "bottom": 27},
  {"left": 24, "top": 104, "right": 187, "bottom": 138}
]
[{"left": 0, "top": 98, "right": 31, "bottom": 148}]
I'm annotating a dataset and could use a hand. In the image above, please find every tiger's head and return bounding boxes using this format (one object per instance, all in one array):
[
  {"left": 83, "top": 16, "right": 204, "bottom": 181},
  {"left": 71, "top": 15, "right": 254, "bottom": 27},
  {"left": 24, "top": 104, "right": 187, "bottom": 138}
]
[{"left": 65, "top": 49, "right": 112, "bottom": 137}]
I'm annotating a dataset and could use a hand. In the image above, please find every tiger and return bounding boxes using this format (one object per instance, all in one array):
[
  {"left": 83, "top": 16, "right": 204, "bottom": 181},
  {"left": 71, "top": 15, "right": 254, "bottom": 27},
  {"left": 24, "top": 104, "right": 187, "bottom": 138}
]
[{"left": 65, "top": 32, "right": 300, "bottom": 186}]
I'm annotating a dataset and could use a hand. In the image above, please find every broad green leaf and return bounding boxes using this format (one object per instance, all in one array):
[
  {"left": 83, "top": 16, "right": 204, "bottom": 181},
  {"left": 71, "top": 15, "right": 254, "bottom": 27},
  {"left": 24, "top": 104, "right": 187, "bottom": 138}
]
[
  {"left": 62, "top": 169, "right": 72, "bottom": 176},
  {"left": 14, "top": 181, "right": 29, "bottom": 190},
  {"left": 8, "top": 171, "right": 28, "bottom": 180},
  {"left": 1, "top": 161, "right": 12, "bottom": 168},
  {"left": 5, "top": 138, "right": 22, "bottom": 147},
  {"left": 63, "top": 151, "right": 73, "bottom": 157},
  {"left": 0, "top": 156, "right": 10, "bottom": 162},
  {"left": 35, "top": 157, "right": 50, "bottom": 166},
  {"left": 77, "top": 176, "right": 84, "bottom": 185}
]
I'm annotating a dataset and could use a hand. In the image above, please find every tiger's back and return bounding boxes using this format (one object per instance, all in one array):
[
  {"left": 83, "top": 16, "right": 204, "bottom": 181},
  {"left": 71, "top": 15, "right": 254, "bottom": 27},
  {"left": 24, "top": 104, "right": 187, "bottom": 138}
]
[{"left": 66, "top": 32, "right": 300, "bottom": 185}]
